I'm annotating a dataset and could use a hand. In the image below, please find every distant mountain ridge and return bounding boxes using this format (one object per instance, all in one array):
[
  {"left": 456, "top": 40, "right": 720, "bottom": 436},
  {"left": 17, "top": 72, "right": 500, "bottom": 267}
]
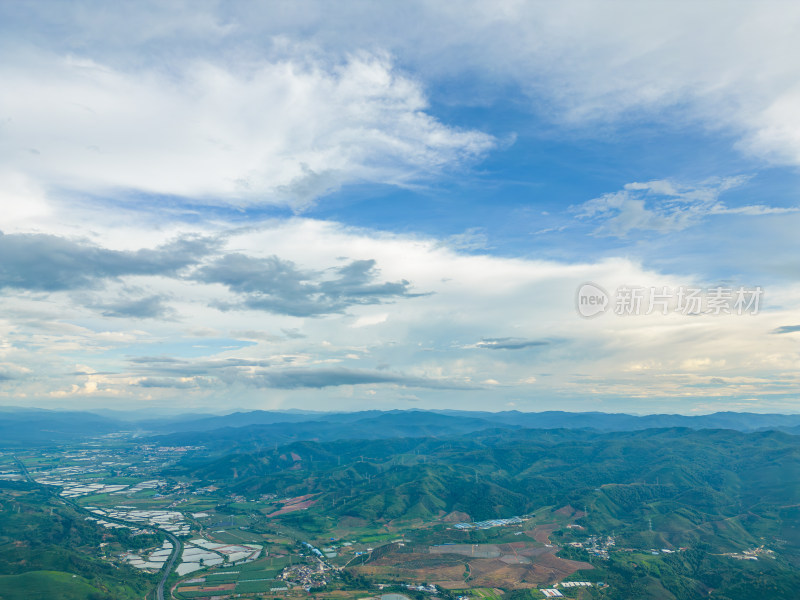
[
  {"left": 4, "top": 406, "right": 800, "bottom": 446},
  {"left": 147, "top": 408, "right": 800, "bottom": 438},
  {"left": 0, "top": 409, "right": 122, "bottom": 446},
  {"left": 433, "top": 409, "right": 800, "bottom": 432}
]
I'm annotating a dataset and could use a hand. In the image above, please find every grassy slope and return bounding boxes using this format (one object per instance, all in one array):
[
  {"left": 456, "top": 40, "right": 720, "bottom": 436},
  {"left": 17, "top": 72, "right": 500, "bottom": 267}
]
[{"left": 0, "top": 571, "right": 99, "bottom": 600}]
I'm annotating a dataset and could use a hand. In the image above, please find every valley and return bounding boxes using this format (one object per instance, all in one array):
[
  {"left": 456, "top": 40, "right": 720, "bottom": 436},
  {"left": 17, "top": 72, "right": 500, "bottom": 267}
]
[{"left": 2, "top": 410, "right": 800, "bottom": 599}]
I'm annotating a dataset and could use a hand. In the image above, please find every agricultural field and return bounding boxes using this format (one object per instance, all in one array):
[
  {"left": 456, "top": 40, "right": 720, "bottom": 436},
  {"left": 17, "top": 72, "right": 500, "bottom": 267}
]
[
  {"left": 174, "top": 555, "right": 294, "bottom": 598},
  {"left": 350, "top": 538, "right": 592, "bottom": 590},
  {"left": 345, "top": 510, "right": 595, "bottom": 590},
  {"left": 462, "top": 587, "right": 505, "bottom": 600},
  {"left": 208, "top": 527, "right": 267, "bottom": 545}
]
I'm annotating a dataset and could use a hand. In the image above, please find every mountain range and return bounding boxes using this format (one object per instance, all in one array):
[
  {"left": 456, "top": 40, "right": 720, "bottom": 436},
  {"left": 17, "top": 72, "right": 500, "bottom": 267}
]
[{"left": 5, "top": 406, "right": 800, "bottom": 446}]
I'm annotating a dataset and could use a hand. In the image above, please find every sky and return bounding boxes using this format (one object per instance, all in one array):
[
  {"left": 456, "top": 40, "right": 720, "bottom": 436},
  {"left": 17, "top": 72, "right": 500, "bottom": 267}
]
[{"left": 1, "top": 0, "right": 799, "bottom": 414}]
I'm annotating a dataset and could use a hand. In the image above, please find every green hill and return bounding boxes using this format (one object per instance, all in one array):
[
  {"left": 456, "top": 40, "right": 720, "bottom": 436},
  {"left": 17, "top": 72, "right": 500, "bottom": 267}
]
[
  {"left": 173, "top": 427, "right": 800, "bottom": 557},
  {"left": 0, "top": 571, "right": 102, "bottom": 600}
]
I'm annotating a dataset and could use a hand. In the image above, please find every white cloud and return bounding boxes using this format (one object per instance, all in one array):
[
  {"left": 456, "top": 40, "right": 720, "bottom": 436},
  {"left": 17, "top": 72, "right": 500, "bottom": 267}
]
[
  {"left": 573, "top": 177, "right": 798, "bottom": 237},
  {"left": 106, "top": 1, "right": 800, "bottom": 171},
  {"left": 351, "top": 313, "right": 389, "bottom": 328},
  {"left": 0, "top": 216, "right": 797, "bottom": 411},
  {"left": 425, "top": 2, "right": 800, "bottom": 168},
  {"left": 0, "top": 50, "right": 493, "bottom": 210},
  {"left": 349, "top": 3, "right": 800, "bottom": 169},
  {"left": 9, "top": 2, "right": 800, "bottom": 171},
  {"left": 0, "top": 171, "right": 52, "bottom": 227}
]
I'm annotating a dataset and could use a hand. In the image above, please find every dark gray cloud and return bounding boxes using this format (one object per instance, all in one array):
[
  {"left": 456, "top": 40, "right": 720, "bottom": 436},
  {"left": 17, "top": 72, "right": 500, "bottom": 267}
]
[
  {"left": 128, "top": 356, "right": 187, "bottom": 364},
  {"left": 252, "top": 368, "right": 473, "bottom": 390},
  {"left": 136, "top": 377, "right": 216, "bottom": 389},
  {"left": 127, "top": 356, "right": 277, "bottom": 378},
  {"left": 0, "top": 365, "right": 26, "bottom": 381},
  {"left": 0, "top": 231, "right": 219, "bottom": 292},
  {"left": 475, "top": 337, "right": 549, "bottom": 350},
  {"left": 137, "top": 378, "right": 192, "bottom": 388},
  {"left": 772, "top": 325, "right": 800, "bottom": 334},
  {"left": 196, "top": 254, "right": 423, "bottom": 316},
  {"left": 93, "top": 294, "right": 175, "bottom": 319},
  {"left": 129, "top": 360, "right": 472, "bottom": 390},
  {"left": 0, "top": 230, "right": 422, "bottom": 319},
  {"left": 229, "top": 327, "right": 308, "bottom": 342}
]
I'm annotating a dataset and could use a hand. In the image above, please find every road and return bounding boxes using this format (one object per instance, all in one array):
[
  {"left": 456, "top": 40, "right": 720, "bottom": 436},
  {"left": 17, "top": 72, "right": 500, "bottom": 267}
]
[
  {"left": 12, "top": 455, "right": 31, "bottom": 482},
  {"left": 13, "top": 455, "right": 181, "bottom": 600},
  {"left": 156, "top": 531, "right": 181, "bottom": 600}
]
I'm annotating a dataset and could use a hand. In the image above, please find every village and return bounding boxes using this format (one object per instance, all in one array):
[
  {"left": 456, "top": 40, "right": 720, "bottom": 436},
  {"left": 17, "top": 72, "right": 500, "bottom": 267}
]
[{"left": 566, "top": 534, "right": 616, "bottom": 559}]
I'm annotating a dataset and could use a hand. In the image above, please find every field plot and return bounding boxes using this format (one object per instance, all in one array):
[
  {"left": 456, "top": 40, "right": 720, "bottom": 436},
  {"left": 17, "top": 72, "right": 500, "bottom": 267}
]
[
  {"left": 176, "top": 581, "right": 236, "bottom": 598},
  {"left": 266, "top": 493, "right": 319, "bottom": 517},
  {"left": 431, "top": 544, "right": 502, "bottom": 558},
  {"left": 175, "top": 557, "right": 289, "bottom": 598},
  {"left": 351, "top": 539, "right": 592, "bottom": 589},
  {"left": 469, "top": 587, "right": 505, "bottom": 600},
  {"left": 209, "top": 527, "right": 265, "bottom": 544},
  {"left": 122, "top": 539, "right": 174, "bottom": 571},
  {"left": 235, "top": 577, "right": 282, "bottom": 594},
  {"left": 88, "top": 507, "right": 192, "bottom": 536},
  {"left": 242, "top": 555, "right": 293, "bottom": 575},
  {"left": 175, "top": 537, "right": 263, "bottom": 575}
]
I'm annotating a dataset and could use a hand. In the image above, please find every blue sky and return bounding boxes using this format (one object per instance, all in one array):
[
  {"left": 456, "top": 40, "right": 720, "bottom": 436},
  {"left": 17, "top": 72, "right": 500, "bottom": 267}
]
[{"left": 1, "top": 1, "right": 800, "bottom": 414}]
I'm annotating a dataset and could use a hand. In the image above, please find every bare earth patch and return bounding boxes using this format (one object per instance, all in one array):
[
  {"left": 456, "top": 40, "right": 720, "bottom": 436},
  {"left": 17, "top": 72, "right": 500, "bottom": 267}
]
[
  {"left": 528, "top": 523, "right": 558, "bottom": 545},
  {"left": 353, "top": 538, "right": 592, "bottom": 590}
]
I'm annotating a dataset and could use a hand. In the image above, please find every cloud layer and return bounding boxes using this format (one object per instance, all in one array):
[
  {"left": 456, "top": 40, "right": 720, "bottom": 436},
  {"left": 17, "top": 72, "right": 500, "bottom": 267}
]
[
  {"left": 10, "top": 1, "right": 798, "bottom": 167},
  {"left": 1, "top": 2, "right": 800, "bottom": 413},
  {"left": 0, "top": 219, "right": 796, "bottom": 413},
  {"left": 0, "top": 51, "right": 493, "bottom": 210}
]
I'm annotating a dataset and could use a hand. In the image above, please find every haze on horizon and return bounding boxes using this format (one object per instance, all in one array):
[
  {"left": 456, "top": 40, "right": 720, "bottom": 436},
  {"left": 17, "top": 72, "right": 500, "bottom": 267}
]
[{"left": 1, "top": 1, "right": 799, "bottom": 414}]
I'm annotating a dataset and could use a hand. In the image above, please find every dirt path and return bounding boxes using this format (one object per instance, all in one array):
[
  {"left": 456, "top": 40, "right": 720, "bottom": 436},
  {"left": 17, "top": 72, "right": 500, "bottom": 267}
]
[{"left": 529, "top": 523, "right": 558, "bottom": 545}]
